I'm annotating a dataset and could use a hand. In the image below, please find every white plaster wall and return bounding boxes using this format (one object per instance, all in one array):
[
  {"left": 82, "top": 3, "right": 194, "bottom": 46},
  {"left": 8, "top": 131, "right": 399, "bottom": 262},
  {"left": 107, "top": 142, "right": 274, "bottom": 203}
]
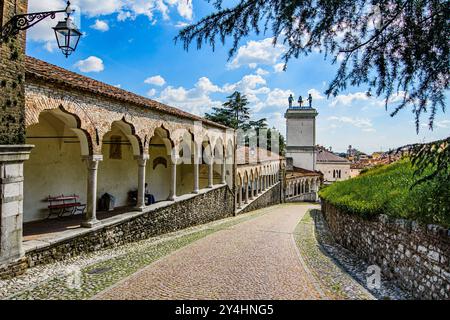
[
  {"left": 146, "top": 145, "right": 170, "bottom": 202},
  {"left": 97, "top": 129, "right": 137, "bottom": 208},
  {"left": 286, "top": 118, "right": 314, "bottom": 147},
  {"left": 286, "top": 152, "right": 316, "bottom": 171},
  {"left": 178, "top": 164, "right": 194, "bottom": 196},
  {"left": 24, "top": 116, "right": 87, "bottom": 222},
  {"left": 317, "top": 163, "right": 351, "bottom": 183}
]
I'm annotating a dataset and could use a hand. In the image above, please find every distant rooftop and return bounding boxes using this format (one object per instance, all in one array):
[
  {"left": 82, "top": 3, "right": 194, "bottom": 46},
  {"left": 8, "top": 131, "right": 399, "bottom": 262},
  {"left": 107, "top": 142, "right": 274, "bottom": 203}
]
[
  {"left": 286, "top": 167, "right": 321, "bottom": 179},
  {"left": 316, "top": 148, "right": 350, "bottom": 163}
]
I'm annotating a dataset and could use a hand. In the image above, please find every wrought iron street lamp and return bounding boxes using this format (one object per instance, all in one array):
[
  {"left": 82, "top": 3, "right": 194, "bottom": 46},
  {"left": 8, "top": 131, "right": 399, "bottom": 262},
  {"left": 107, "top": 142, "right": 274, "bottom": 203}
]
[{"left": 0, "top": 1, "right": 82, "bottom": 58}]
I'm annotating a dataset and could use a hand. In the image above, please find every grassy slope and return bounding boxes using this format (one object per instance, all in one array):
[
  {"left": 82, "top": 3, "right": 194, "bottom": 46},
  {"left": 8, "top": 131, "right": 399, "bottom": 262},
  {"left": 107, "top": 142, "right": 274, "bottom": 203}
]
[{"left": 319, "top": 160, "right": 450, "bottom": 228}]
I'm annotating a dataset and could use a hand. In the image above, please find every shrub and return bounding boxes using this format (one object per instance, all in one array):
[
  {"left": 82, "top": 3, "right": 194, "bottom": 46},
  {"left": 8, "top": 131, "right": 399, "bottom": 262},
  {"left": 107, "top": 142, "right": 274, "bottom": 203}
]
[{"left": 319, "top": 160, "right": 450, "bottom": 228}]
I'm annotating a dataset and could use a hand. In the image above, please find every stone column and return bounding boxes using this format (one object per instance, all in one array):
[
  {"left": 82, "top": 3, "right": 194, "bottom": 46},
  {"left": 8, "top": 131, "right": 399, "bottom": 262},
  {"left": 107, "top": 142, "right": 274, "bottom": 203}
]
[
  {"left": 249, "top": 180, "right": 254, "bottom": 200},
  {"left": 221, "top": 161, "right": 226, "bottom": 184},
  {"left": 168, "top": 155, "right": 178, "bottom": 201},
  {"left": 82, "top": 155, "right": 102, "bottom": 228},
  {"left": 0, "top": 145, "right": 33, "bottom": 267},
  {"left": 237, "top": 186, "right": 243, "bottom": 209},
  {"left": 135, "top": 154, "right": 149, "bottom": 211},
  {"left": 193, "top": 144, "right": 200, "bottom": 194},
  {"left": 244, "top": 183, "right": 249, "bottom": 204},
  {"left": 207, "top": 162, "right": 214, "bottom": 188}
]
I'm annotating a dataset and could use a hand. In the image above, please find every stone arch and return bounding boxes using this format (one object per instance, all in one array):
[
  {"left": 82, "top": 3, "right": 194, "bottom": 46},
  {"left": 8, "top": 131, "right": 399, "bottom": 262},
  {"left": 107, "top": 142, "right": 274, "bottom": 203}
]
[
  {"left": 146, "top": 126, "right": 175, "bottom": 201},
  {"left": 108, "top": 118, "right": 143, "bottom": 157},
  {"left": 96, "top": 119, "right": 146, "bottom": 208},
  {"left": 24, "top": 107, "right": 93, "bottom": 222},
  {"left": 173, "top": 130, "right": 197, "bottom": 196}
]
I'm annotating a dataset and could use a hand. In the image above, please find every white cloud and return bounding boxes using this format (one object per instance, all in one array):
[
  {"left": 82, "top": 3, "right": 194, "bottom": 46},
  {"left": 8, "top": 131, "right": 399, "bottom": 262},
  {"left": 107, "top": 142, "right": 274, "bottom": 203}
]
[
  {"left": 266, "top": 88, "right": 294, "bottom": 107},
  {"left": 75, "top": 0, "right": 123, "bottom": 17},
  {"left": 174, "top": 21, "right": 190, "bottom": 28},
  {"left": 27, "top": 0, "right": 194, "bottom": 39},
  {"left": 327, "top": 116, "right": 375, "bottom": 131},
  {"left": 256, "top": 68, "right": 269, "bottom": 76},
  {"left": 330, "top": 92, "right": 370, "bottom": 107},
  {"left": 307, "top": 89, "right": 325, "bottom": 101},
  {"left": 90, "top": 19, "right": 110, "bottom": 32},
  {"left": 147, "top": 88, "right": 157, "bottom": 97},
  {"left": 176, "top": 0, "right": 193, "bottom": 20},
  {"left": 74, "top": 56, "right": 104, "bottom": 73},
  {"left": 144, "top": 75, "right": 166, "bottom": 86},
  {"left": 44, "top": 41, "right": 58, "bottom": 53},
  {"left": 228, "top": 38, "right": 286, "bottom": 69},
  {"left": 273, "top": 63, "right": 285, "bottom": 73},
  {"left": 158, "top": 85, "right": 222, "bottom": 116},
  {"left": 196, "top": 77, "right": 222, "bottom": 93},
  {"left": 435, "top": 120, "right": 450, "bottom": 128},
  {"left": 27, "top": 0, "right": 66, "bottom": 49}
]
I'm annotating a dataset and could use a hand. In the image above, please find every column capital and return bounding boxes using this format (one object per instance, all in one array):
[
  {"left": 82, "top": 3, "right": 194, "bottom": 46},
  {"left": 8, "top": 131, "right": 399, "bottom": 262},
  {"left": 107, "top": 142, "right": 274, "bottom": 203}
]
[
  {"left": 82, "top": 155, "right": 103, "bottom": 170},
  {"left": 0, "top": 145, "right": 34, "bottom": 162},
  {"left": 134, "top": 154, "right": 150, "bottom": 161},
  {"left": 82, "top": 155, "right": 103, "bottom": 162},
  {"left": 134, "top": 154, "right": 149, "bottom": 166}
]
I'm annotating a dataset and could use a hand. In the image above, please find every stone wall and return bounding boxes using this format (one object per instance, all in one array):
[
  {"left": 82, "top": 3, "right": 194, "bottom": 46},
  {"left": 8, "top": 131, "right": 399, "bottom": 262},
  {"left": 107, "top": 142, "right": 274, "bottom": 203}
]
[
  {"left": 286, "top": 192, "right": 317, "bottom": 203},
  {"left": 321, "top": 201, "right": 450, "bottom": 300},
  {"left": 0, "top": 257, "right": 27, "bottom": 280},
  {"left": 26, "top": 186, "right": 235, "bottom": 267},
  {"left": 0, "top": 0, "right": 28, "bottom": 144},
  {"left": 240, "top": 183, "right": 281, "bottom": 214}
]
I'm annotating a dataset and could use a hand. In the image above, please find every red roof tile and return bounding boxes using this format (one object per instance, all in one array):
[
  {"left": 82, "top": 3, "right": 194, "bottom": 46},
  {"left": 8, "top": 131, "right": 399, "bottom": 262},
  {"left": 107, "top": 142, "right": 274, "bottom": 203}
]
[
  {"left": 25, "top": 56, "right": 228, "bottom": 129},
  {"left": 286, "top": 167, "right": 322, "bottom": 179},
  {"left": 316, "top": 149, "right": 350, "bottom": 163}
]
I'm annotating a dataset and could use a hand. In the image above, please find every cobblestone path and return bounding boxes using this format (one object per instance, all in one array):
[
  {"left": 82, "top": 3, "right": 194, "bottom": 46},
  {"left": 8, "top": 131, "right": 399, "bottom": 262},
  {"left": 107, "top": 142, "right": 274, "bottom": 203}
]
[{"left": 95, "top": 204, "right": 325, "bottom": 300}]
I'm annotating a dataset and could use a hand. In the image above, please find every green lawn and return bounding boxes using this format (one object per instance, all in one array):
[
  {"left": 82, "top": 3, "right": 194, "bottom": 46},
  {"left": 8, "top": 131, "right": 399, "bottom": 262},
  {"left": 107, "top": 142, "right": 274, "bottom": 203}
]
[{"left": 319, "top": 160, "right": 450, "bottom": 228}]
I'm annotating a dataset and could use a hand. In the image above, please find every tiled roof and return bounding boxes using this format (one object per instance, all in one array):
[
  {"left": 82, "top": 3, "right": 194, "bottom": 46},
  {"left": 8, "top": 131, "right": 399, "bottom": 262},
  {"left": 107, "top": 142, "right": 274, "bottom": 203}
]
[
  {"left": 25, "top": 56, "right": 228, "bottom": 129},
  {"left": 236, "top": 146, "right": 281, "bottom": 165},
  {"left": 286, "top": 167, "right": 321, "bottom": 179},
  {"left": 316, "top": 149, "right": 350, "bottom": 163}
]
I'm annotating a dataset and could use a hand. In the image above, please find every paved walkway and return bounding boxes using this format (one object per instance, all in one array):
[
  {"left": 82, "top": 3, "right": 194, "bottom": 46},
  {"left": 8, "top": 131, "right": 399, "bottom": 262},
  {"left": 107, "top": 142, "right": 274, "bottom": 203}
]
[{"left": 95, "top": 204, "right": 324, "bottom": 300}]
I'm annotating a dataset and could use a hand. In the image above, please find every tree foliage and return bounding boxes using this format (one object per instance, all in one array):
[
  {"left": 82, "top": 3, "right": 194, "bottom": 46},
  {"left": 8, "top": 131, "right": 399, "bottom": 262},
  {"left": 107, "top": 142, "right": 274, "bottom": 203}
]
[
  {"left": 405, "top": 136, "right": 450, "bottom": 185},
  {"left": 177, "top": 0, "right": 449, "bottom": 130},
  {"left": 206, "top": 91, "right": 250, "bottom": 129},
  {"left": 205, "top": 91, "right": 286, "bottom": 155}
]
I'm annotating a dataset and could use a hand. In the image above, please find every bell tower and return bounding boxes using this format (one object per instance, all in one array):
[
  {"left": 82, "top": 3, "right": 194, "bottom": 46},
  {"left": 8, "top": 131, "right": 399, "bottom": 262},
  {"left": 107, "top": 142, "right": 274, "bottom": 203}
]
[{"left": 284, "top": 95, "right": 318, "bottom": 171}]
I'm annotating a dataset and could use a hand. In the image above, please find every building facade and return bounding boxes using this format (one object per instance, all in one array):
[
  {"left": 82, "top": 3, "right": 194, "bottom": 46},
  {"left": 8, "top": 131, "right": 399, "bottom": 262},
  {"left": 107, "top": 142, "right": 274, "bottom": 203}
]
[
  {"left": 284, "top": 100, "right": 322, "bottom": 201},
  {"left": 316, "top": 148, "right": 351, "bottom": 184},
  {"left": 284, "top": 106, "right": 318, "bottom": 171},
  {"left": 0, "top": 43, "right": 287, "bottom": 279}
]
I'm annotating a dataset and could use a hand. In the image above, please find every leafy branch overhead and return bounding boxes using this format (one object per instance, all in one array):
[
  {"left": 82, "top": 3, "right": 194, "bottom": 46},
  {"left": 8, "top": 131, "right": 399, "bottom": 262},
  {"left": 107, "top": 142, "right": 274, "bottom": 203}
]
[{"left": 177, "top": 0, "right": 449, "bottom": 131}]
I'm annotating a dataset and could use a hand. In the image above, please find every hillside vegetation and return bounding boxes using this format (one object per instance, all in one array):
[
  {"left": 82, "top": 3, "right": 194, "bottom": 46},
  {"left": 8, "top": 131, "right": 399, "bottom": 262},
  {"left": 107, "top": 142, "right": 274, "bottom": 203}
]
[{"left": 319, "top": 160, "right": 450, "bottom": 228}]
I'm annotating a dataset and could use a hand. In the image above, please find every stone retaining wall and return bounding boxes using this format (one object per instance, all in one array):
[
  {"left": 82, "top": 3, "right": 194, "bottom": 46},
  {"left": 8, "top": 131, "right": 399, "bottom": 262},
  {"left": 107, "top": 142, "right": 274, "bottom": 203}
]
[
  {"left": 26, "top": 186, "right": 235, "bottom": 267},
  {"left": 321, "top": 201, "right": 450, "bottom": 300},
  {"left": 240, "top": 183, "right": 281, "bottom": 214},
  {"left": 286, "top": 192, "right": 317, "bottom": 203},
  {"left": 0, "top": 257, "right": 28, "bottom": 280}
]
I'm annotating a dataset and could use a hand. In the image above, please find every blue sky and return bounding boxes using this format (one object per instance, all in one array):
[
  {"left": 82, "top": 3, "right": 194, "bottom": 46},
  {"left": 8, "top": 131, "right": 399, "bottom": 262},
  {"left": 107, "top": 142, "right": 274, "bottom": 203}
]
[{"left": 26, "top": 0, "right": 450, "bottom": 154}]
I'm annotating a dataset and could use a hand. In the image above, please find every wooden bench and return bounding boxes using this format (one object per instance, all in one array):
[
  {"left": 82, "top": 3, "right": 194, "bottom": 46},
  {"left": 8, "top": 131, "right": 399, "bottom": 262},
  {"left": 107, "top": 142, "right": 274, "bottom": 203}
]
[{"left": 47, "top": 195, "right": 86, "bottom": 219}]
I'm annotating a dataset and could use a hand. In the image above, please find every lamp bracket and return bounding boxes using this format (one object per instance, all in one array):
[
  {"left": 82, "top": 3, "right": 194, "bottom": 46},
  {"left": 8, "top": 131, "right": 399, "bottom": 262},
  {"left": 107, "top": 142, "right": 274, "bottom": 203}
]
[{"left": 0, "top": 1, "right": 74, "bottom": 44}]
